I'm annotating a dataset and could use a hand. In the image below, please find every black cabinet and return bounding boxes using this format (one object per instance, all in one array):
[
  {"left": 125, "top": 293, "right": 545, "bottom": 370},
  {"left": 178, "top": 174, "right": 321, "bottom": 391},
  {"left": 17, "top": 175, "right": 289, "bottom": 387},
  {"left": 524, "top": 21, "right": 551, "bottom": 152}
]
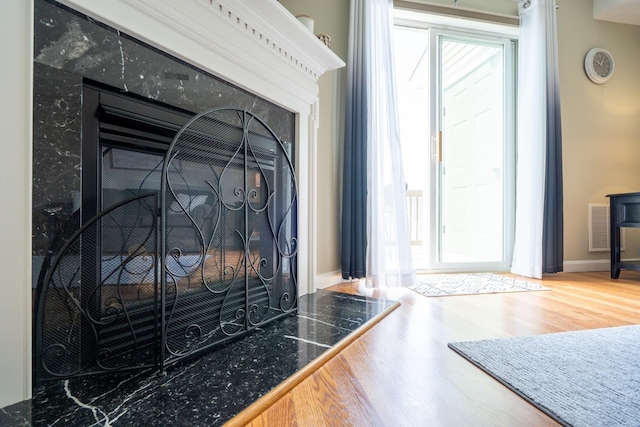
[{"left": 607, "top": 192, "right": 640, "bottom": 279}]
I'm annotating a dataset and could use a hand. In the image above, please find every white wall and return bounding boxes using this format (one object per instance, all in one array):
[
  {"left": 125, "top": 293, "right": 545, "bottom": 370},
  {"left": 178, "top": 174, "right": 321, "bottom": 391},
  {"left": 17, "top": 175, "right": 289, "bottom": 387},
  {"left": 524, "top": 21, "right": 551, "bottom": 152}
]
[
  {"left": 0, "top": 0, "right": 33, "bottom": 408},
  {"left": 558, "top": 0, "right": 640, "bottom": 269}
]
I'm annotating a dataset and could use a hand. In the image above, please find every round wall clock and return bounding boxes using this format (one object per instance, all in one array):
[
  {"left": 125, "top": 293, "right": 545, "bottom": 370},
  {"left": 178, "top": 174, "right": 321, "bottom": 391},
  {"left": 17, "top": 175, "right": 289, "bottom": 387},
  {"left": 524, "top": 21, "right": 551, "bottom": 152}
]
[{"left": 584, "top": 48, "right": 614, "bottom": 84}]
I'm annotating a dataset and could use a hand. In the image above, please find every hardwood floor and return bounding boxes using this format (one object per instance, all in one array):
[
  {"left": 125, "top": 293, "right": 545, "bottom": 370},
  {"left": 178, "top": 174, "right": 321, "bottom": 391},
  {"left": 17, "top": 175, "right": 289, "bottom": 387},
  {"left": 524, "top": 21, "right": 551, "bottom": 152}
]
[{"left": 241, "top": 271, "right": 640, "bottom": 426}]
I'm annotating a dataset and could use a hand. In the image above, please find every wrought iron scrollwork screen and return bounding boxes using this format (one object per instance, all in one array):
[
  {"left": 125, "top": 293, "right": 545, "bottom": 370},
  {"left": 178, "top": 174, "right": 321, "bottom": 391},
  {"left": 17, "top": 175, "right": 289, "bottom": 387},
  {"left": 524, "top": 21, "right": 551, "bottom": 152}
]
[
  {"left": 160, "top": 108, "right": 298, "bottom": 366},
  {"left": 34, "top": 107, "right": 297, "bottom": 386}
]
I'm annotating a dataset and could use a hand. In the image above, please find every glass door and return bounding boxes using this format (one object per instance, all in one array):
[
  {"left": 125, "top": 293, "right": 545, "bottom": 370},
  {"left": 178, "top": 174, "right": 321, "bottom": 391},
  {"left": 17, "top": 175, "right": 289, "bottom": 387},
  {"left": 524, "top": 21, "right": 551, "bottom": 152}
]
[
  {"left": 431, "top": 30, "right": 515, "bottom": 271},
  {"left": 394, "top": 25, "right": 515, "bottom": 272}
]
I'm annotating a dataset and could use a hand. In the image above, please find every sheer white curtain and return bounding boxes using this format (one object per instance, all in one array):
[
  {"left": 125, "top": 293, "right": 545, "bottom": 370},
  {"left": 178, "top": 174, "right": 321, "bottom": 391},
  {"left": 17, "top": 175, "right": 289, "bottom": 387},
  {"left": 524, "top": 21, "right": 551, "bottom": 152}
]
[
  {"left": 343, "top": 0, "right": 416, "bottom": 287},
  {"left": 511, "top": 0, "right": 563, "bottom": 278}
]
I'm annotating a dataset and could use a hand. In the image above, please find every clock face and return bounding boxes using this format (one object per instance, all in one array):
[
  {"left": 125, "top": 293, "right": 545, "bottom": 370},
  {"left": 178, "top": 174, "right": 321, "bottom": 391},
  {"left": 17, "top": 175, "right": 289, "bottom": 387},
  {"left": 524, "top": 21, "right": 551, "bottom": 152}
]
[
  {"left": 593, "top": 51, "right": 612, "bottom": 78},
  {"left": 585, "top": 48, "right": 614, "bottom": 84}
]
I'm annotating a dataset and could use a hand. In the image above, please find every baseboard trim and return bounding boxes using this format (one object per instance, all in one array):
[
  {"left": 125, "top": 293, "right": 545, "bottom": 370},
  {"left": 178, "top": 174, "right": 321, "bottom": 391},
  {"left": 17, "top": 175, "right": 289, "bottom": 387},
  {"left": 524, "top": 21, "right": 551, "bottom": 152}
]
[
  {"left": 563, "top": 260, "right": 609, "bottom": 273},
  {"left": 319, "top": 263, "right": 632, "bottom": 277},
  {"left": 562, "top": 259, "right": 640, "bottom": 273},
  {"left": 314, "top": 270, "right": 343, "bottom": 289}
]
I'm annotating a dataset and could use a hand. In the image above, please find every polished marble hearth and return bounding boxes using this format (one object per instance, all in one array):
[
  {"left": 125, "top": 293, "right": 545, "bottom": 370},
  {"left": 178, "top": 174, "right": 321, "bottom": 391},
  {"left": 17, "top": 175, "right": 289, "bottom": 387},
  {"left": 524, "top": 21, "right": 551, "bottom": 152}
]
[{"left": 1, "top": 290, "right": 398, "bottom": 426}]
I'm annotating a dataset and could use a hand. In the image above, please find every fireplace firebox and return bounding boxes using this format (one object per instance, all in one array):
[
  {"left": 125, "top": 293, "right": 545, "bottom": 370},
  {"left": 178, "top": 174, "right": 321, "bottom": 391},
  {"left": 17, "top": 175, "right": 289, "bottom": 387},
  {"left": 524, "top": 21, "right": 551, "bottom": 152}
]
[{"left": 34, "top": 84, "right": 298, "bottom": 386}]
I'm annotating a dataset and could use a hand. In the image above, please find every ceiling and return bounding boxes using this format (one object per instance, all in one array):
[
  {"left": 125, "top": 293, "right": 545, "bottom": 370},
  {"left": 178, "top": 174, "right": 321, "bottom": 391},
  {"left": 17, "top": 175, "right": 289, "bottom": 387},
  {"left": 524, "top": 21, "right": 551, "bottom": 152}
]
[{"left": 594, "top": 0, "right": 640, "bottom": 25}]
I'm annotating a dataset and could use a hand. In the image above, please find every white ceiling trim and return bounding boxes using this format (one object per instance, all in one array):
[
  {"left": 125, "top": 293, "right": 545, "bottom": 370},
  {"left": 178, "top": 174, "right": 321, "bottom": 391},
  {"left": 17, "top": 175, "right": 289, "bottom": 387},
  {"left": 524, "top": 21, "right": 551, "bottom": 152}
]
[{"left": 594, "top": 0, "right": 640, "bottom": 26}]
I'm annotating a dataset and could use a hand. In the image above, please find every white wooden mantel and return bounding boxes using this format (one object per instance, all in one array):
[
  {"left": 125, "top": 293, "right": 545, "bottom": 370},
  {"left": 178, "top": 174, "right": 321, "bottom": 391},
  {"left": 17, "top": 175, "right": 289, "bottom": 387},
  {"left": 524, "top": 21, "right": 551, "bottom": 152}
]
[{"left": 58, "top": 0, "right": 346, "bottom": 296}]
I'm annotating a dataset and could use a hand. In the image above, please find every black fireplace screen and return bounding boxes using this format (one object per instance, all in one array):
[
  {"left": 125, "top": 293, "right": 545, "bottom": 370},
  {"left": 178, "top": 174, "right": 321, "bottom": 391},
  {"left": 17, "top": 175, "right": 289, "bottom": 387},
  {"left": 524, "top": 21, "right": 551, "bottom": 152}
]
[{"left": 34, "top": 108, "right": 298, "bottom": 385}]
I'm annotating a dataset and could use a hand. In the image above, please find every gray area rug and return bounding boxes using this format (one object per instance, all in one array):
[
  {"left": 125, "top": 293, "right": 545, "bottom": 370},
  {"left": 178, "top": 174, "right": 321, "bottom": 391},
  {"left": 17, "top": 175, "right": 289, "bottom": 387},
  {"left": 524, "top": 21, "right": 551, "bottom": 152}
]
[
  {"left": 410, "top": 273, "right": 548, "bottom": 297},
  {"left": 449, "top": 325, "right": 640, "bottom": 427}
]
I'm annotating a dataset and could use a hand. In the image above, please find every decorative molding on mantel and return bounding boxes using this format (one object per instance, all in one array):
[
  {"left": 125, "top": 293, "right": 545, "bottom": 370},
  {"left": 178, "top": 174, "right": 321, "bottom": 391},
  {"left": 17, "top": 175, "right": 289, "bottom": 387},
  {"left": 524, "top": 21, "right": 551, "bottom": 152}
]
[
  {"left": 214, "top": 0, "right": 344, "bottom": 79},
  {"left": 56, "top": 0, "right": 346, "bottom": 109}
]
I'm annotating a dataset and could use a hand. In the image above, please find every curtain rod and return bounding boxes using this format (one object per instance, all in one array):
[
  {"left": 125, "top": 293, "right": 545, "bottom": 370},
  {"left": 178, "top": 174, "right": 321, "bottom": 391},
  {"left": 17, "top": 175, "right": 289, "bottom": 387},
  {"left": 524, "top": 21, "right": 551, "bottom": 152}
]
[
  {"left": 393, "top": 0, "right": 519, "bottom": 26},
  {"left": 512, "top": 0, "right": 560, "bottom": 11}
]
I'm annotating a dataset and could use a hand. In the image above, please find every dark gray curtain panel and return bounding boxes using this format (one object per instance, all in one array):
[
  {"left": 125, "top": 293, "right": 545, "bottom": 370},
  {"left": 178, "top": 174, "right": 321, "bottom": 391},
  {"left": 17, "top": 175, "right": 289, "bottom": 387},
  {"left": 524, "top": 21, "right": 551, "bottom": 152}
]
[
  {"left": 542, "top": 72, "right": 563, "bottom": 274},
  {"left": 341, "top": 0, "right": 368, "bottom": 280},
  {"left": 542, "top": 0, "right": 563, "bottom": 274}
]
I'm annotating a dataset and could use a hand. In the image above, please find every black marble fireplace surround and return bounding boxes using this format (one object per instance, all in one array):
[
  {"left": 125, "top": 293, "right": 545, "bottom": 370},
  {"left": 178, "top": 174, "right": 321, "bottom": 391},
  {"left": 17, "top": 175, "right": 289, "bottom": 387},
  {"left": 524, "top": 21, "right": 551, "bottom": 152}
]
[{"left": 13, "top": 1, "right": 402, "bottom": 425}]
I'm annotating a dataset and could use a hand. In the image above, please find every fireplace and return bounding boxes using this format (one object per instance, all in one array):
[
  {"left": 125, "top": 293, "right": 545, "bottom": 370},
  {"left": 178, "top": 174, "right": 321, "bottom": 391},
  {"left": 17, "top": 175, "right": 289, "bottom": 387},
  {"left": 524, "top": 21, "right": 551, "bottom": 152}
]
[
  {"left": 0, "top": 0, "right": 345, "bottom": 407},
  {"left": 29, "top": 0, "right": 346, "bottom": 391}
]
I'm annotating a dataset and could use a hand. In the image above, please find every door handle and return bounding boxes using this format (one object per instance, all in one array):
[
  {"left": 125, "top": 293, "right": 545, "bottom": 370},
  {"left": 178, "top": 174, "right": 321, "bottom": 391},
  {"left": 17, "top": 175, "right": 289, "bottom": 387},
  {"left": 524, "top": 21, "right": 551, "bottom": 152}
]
[{"left": 437, "top": 130, "right": 443, "bottom": 163}]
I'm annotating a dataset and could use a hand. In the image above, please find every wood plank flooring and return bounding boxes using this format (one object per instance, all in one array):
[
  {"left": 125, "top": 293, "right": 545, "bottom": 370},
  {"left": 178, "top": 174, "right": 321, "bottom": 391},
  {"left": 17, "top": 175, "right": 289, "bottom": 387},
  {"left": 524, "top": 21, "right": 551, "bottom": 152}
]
[{"left": 241, "top": 271, "right": 640, "bottom": 426}]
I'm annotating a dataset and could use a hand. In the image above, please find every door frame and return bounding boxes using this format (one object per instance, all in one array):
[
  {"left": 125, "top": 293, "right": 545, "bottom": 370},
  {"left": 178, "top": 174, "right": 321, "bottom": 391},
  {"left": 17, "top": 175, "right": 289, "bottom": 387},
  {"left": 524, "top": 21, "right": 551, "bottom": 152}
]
[{"left": 427, "top": 27, "right": 516, "bottom": 272}]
